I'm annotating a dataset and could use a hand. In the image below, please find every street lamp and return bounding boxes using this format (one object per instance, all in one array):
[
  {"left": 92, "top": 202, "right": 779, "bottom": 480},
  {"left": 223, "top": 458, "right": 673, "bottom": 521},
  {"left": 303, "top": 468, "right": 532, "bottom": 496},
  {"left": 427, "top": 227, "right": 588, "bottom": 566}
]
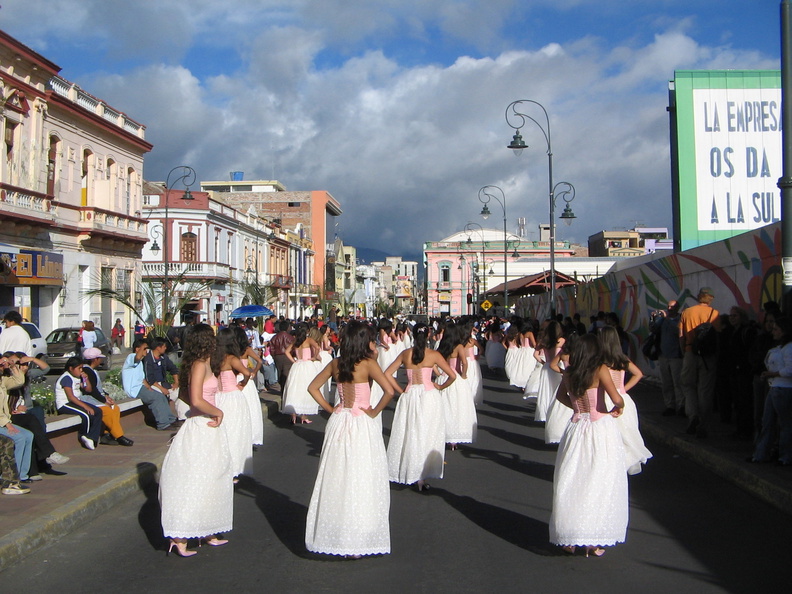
[
  {"left": 150, "top": 165, "right": 196, "bottom": 326},
  {"left": 505, "top": 100, "right": 576, "bottom": 318},
  {"left": 478, "top": 185, "right": 512, "bottom": 313}
]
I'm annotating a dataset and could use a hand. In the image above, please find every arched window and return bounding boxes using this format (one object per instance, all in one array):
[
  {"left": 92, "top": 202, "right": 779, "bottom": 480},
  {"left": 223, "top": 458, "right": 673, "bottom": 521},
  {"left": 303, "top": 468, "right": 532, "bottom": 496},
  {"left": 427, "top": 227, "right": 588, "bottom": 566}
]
[
  {"left": 181, "top": 232, "right": 197, "bottom": 262},
  {"left": 47, "top": 136, "right": 61, "bottom": 197},
  {"left": 81, "top": 149, "right": 94, "bottom": 206}
]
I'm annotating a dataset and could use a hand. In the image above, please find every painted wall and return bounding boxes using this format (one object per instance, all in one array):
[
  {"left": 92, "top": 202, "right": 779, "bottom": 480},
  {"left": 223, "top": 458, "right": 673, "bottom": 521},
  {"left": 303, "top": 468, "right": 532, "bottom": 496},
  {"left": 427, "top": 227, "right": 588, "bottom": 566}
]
[{"left": 516, "top": 222, "right": 781, "bottom": 373}]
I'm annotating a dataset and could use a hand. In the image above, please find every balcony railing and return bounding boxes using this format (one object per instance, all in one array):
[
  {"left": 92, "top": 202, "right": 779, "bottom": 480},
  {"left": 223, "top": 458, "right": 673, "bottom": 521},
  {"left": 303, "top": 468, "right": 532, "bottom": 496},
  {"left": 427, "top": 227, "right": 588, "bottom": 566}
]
[
  {"left": 0, "top": 184, "right": 54, "bottom": 225},
  {"left": 266, "top": 273, "right": 293, "bottom": 289},
  {"left": 142, "top": 261, "right": 231, "bottom": 280},
  {"left": 78, "top": 206, "right": 147, "bottom": 239}
]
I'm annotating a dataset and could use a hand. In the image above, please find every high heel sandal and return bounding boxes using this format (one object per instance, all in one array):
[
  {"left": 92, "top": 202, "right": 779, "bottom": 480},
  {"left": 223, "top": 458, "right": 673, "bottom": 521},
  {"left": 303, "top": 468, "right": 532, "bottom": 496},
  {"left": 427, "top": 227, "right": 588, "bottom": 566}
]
[
  {"left": 561, "top": 545, "right": 576, "bottom": 555},
  {"left": 199, "top": 536, "right": 229, "bottom": 547},
  {"left": 167, "top": 539, "right": 197, "bottom": 557},
  {"left": 585, "top": 546, "right": 605, "bottom": 558},
  {"left": 416, "top": 481, "right": 431, "bottom": 492},
  {"left": 301, "top": 417, "right": 312, "bottom": 424}
]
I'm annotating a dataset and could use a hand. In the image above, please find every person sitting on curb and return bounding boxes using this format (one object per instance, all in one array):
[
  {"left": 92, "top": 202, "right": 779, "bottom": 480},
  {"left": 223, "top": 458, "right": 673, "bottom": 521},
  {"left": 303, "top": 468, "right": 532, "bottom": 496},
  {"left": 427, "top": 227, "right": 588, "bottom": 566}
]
[
  {"left": 144, "top": 338, "right": 188, "bottom": 422},
  {"left": 6, "top": 352, "right": 71, "bottom": 475},
  {"left": 0, "top": 355, "right": 35, "bottom": 480},
  {"left": 121, "top": 339, "right": 179, "bottom": 431},
  {"left": 0, "top": 434, "right": 30, "bottom": 495},
  {"left": 55, "top": 356, "right": 103, "bottom": 450},
  {"left": 82, "top": 348, "right": 133, "bottom": 446}
]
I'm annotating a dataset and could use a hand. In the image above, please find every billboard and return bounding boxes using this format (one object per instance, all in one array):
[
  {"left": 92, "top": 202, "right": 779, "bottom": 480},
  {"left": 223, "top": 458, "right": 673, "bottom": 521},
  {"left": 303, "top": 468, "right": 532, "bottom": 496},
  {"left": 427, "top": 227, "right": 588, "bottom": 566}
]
[
  {"left": 670, "top": 70, "right": 781, "bottom": 251},
  {"left": 395, "top": 275, "right": 413, "bottom": 298}
]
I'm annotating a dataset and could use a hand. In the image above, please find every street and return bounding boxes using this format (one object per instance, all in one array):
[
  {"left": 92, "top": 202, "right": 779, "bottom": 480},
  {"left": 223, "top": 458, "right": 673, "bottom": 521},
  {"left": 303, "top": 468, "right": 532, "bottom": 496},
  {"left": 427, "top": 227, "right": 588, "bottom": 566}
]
[{"left": 2, "top": 370, "right": 790, "bottom": 593}]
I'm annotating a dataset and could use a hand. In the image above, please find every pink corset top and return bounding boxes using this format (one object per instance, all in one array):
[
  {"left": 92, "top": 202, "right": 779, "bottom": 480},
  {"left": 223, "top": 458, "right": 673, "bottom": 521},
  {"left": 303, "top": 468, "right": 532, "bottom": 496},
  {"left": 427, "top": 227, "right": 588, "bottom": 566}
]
[
  {"left": 219, "top": 369, "right": 239, "bottom": 392},
  {"left": 467, "top": 347, "right": 476, "bottom": 358},
  {"left": 406, "top": 367, "right": 434, "bottom": 389},
  {"left": 336, "top": 382, "right": 372, "bottom": 416},
  {"left": 200, "top": 374, "right": 219, "bottom": 407},
  {"left": 297, "top": 347, "right": 312, "bottom": 361},
  {"left": 609, "top": 368, "right": 626, "bottom": 393},
  {"left": 571, "top": 386, "right": 609, "bottom": 422}
]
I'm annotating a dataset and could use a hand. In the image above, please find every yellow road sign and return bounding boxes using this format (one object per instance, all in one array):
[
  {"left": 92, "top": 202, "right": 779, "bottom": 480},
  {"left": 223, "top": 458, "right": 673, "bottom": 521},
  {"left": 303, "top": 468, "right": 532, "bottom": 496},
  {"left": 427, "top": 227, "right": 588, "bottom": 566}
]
[{"left": 481, "top": 299, "right": 492, "bottom": 311}]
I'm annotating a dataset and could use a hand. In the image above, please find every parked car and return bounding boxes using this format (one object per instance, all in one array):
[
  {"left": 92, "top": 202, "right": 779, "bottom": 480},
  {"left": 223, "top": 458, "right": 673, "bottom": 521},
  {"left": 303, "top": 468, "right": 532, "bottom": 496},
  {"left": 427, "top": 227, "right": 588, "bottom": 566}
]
[
  {"left": 0, "top": 321, "right": 47, "bottom": 359},
  {"left": 45, "top": 326, "right": 112, "bottom": 370}
]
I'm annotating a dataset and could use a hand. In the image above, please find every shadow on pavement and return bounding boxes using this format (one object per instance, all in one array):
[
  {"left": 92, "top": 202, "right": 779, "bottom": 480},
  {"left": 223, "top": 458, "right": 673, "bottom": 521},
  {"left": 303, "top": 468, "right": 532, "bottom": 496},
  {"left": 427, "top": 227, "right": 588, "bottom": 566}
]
[
  {"left": 255, "top": 482, "right": 310, "bottom": 558},
  {"left": 136, "top": 462, "right": 165, "bottom": 551}
]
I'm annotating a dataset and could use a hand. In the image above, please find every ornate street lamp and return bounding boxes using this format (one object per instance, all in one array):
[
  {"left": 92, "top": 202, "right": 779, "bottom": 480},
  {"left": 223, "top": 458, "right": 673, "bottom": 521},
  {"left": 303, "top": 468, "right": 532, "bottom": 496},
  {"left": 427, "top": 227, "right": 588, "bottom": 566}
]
[
  {"left": 478, "top": 185, "right": 511, "bottom": 312},
  {"left": 505, "top": 100, "right": 577, "bottom": 317}
]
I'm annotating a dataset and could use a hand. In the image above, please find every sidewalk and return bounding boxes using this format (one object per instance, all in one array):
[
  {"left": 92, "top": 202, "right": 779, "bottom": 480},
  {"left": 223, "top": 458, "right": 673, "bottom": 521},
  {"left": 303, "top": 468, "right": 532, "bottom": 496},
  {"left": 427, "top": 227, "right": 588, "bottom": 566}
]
[{"left": 1, "top": 372, "right": 790, "bottom": 573}]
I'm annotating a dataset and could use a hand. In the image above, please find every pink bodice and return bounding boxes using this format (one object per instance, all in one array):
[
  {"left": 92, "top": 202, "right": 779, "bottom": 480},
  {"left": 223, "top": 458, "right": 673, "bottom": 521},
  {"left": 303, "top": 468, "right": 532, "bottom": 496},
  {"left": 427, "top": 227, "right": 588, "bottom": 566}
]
[
  {"left": 467, "top": 347, "right": 477, "bottom": 359},
  {"left": 571, "top": 386, "right": 609, "bottom": 423},
  {"left": 381, "top": 333, "right": 392, "bottom": 346},
  {"left": 335, "top": 382, "right": 372, "bottom": 416},
  {"left": 201, "top": 373, "right": 219, "bottom": 407},
  {"left": 609, "top": 368, "right": 626, "bottom": 393},
  {"left": 544, "top": 345, "right": 562, "bottom": 362},
  {"left": 297, "top": 347, "right": 312, "bottom": 361},
  {"left": 219, "top": 369, "right": 239, "bottom": 392},
  {"left": 521, "top": 336, "right": 533, "bottom": 348},
  {"left": 406, "top": 367, "right": 434, "bottom": 389}
]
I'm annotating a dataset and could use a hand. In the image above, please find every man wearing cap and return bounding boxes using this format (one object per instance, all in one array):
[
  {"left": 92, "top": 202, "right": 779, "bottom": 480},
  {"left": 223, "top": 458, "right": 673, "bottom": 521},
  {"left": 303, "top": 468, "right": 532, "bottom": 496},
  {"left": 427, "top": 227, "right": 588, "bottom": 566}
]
[
  {"left": 679, "top": 287, "right": 719, "bottom": 438},
  {"left": 82, "top": 349, "right": 133, "bottom": 446},
  {"left": 651, "top": 300, "right": 685, "bottom": 416}
]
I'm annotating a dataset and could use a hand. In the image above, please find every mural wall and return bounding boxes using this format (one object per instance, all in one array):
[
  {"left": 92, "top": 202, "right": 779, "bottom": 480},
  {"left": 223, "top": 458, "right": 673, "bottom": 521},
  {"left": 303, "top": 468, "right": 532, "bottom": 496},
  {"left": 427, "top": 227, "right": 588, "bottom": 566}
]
[{"left": 515, "top": 222, "right": 782, "bottom": 373}]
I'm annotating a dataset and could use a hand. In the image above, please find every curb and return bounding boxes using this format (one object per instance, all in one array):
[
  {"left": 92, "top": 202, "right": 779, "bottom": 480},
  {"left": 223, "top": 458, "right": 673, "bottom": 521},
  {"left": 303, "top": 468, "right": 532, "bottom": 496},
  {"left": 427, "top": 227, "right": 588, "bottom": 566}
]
[
  {"left": 0, "top": 453, "right": 166, "bottom": 573},
  {"left": 640, "top": 418, "right": 792, "bottom": 515}
]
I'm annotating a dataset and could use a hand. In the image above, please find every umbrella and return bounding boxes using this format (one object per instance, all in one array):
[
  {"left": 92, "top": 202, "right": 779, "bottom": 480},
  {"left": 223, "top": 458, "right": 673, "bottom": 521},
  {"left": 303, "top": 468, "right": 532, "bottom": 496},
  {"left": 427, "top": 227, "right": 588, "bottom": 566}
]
[{"left": 229, "top": 304, "right": 274, "bottom": 319}]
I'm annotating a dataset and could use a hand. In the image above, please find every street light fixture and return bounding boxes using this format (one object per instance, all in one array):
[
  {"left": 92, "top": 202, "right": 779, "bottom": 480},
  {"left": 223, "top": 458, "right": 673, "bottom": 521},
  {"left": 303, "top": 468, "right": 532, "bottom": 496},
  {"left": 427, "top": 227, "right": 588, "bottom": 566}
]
[
  {"left": 478, "top": 185, "right": 511, "bottom": 313},
  {"left": 154, "top": 165, "right": 196, "bottom": 326},
  {"left": 505, "top": 99, "right": 576, "bottom": 318}
]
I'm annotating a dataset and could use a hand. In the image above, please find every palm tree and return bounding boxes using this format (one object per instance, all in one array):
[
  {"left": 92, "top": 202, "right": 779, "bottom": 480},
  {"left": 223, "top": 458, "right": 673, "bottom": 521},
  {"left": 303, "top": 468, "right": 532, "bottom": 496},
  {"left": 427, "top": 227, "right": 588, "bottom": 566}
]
[{"left": 84, "top": 269, "right": 215, "bottom": 345}]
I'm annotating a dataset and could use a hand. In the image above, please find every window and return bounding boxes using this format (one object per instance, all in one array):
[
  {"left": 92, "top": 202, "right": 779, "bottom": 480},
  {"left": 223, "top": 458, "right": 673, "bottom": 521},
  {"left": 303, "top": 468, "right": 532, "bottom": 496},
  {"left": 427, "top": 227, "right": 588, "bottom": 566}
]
[
  {"left": 288, "top": 201, "right": 300, "bottom": 207},
  {"left": 440, "top": 265, "right": 450, "bottom": 283},
  {"left": 47, "top": 136, "right": 60, "bottom": 197},
  {"left": 181, "top": 232, "right": 197, "bottom": 262}
]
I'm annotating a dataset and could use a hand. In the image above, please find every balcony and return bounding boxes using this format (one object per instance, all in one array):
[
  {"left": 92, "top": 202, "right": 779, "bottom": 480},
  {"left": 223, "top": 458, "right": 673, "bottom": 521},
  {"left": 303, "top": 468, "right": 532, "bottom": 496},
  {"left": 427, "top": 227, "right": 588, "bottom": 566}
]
[
  {"left": 1, "top": 184, "right": 55, "bottom": 228},
  {"left": 142, "top": 261, "right": 231, "bottom": 281},
  {"left": 266, "top": 273, "right": 293, "bottom": 289},
  {"left": 78, "top": 206, "right": 148, "bottom": 242}
]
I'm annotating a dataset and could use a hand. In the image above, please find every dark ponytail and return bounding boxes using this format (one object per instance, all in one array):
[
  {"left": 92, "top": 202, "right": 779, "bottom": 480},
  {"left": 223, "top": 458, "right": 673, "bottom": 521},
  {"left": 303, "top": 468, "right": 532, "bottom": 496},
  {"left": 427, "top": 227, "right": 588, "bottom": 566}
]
[{"left": 411, "top": 323, "right": 429, "bottom": 365}]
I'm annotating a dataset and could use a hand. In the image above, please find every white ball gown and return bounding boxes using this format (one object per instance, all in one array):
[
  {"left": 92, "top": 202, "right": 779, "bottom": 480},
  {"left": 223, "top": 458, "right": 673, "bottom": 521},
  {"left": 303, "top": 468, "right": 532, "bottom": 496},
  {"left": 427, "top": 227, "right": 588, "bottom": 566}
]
[
  {"left": 387, "top": 367, "right": 446, "bottom": 484},
  {"left": 466, "top": 346, "right": 484, "bottom": 405},
  {"left": 440, "top": 358, "right": 477, "bottom": 444},
  {"left": 504, "top": 343, "right": 522, "bottom": 386},
  {"left": 216, "top": 370, "right": 253, "bottom": 476},
  {"left": 240, "top": 364, "right": 264, "bottom": 446},
  {"left": 159, "top": 373, "right": 234, "bottom": 539},
  {"left": 281, "top": 347, "right": 322, "bottom": 416},
  {"left": 549, "top": 385, "right": 628, "bottom": 548},
  {"left": 534, "top": 347, "right": 562, "bottom": 422},
  {"left": 305, "top": 382, "right": 390, "bottom": 556},
  {"left": 607, "top": 368, "right": 653, "bottom": 475}
]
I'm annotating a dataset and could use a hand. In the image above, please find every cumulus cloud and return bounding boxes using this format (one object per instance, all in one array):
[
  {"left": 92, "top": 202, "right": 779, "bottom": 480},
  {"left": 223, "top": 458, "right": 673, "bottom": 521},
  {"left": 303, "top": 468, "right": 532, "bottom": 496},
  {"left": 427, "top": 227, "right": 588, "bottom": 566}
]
[{"left": 0, "top": 0, "right": 779, "bottom": 258}]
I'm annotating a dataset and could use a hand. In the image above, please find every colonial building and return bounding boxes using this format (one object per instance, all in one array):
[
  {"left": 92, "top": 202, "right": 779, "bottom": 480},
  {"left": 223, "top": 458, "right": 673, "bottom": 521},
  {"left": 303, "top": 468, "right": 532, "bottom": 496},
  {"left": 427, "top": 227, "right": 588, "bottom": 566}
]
[{"left": 0, "top": 29, "right": 151, "bottom": 338}]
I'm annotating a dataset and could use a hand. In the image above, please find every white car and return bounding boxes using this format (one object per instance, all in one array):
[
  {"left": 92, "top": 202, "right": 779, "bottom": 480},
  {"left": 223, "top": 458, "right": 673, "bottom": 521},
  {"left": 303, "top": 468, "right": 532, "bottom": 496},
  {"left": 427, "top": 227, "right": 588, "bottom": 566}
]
[{"left": 0, "top": 321, "right": 47, "bottom": 359}]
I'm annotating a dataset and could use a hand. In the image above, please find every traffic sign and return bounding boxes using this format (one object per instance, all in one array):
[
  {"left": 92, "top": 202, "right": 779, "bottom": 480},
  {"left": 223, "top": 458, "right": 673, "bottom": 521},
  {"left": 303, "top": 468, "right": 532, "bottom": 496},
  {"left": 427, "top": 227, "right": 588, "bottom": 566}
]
[{"left": 481, "top": 299, "right": 492, "bottom": 311}]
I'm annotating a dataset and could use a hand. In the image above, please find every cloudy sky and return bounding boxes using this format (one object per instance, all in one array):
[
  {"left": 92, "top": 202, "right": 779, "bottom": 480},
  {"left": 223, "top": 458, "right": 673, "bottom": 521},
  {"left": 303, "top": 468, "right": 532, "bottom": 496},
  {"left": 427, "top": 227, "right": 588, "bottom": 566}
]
[{"left": 1, "top": 1, "right": 782, "bottom": 259}]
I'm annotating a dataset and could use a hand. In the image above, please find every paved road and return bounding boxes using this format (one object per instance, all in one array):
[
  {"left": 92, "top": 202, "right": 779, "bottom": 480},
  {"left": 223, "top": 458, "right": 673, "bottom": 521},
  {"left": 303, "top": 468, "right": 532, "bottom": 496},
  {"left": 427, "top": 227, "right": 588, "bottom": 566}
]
[{"left": 3, "top": 370, "right": 791, "bottom": 592}]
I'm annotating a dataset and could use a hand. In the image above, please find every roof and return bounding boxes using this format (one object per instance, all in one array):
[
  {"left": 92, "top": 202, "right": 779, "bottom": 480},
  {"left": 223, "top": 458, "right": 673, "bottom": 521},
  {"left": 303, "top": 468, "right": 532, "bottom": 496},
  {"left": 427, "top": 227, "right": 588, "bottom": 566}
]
[{"left": 485, "top": 270, "right": 579, "bottom": 297}]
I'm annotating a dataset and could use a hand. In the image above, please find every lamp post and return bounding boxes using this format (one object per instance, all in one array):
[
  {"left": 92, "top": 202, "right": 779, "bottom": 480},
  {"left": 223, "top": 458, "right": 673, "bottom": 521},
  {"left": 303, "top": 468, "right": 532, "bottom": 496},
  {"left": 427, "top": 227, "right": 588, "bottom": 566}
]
[
  {"left": 478, "top": 185, "right": 512, "bottom": 313},
  {"left": 149, "top": 165, "right": 196, "bottom": 326},
  {"left": 464, "top": 222, "right": 487, "bottom": 310},
  {"left": 505, "top": 100, "right": 576, "bottom": 318}
]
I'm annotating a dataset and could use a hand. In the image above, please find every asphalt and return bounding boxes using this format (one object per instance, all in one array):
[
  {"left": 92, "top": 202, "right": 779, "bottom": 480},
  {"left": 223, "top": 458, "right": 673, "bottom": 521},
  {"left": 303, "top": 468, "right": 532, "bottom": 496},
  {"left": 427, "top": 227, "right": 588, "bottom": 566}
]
[{"left": 1, "top": 361, "right": 790, "bottom": 574}]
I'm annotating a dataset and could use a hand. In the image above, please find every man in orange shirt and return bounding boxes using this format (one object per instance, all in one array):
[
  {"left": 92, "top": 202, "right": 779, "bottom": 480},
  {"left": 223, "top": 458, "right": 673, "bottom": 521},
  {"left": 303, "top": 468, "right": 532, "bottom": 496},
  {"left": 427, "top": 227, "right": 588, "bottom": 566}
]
[{"left": 679, "top": 287, "right": 719, "bottom": 438}]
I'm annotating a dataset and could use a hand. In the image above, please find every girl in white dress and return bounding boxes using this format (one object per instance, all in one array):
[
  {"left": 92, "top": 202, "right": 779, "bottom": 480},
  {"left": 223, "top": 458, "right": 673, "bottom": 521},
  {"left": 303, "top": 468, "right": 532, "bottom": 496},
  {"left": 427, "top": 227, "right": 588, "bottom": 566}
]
[
  {"left": 534, "top": 321, "right": 565, "bottom": 422},
  {"left": 232, "top": 326, "right": 265, "bottom": 446},
  {"left": 599, "top": 326, "right": 652, "bottom": 475},
  {"left": 281, "top": 323, "right": 322, "bottom": 424},
  {"left": 386, "top": 324, "right": 457, "bottom": 491},
  {"left": 437, "top": 322, "right": 477, "bottom": 449},
  {"left": 513, "top": 321, "right": 538, "bottom": 391},
  {"left": 159, "top": 323, "right": 232, "bottom": 557},
  {"left": 550, "top": 333, "right": 628, "bottom": 557},
  {"left": 305, "top": 321, "right": 398, "bottom": 558},
  {"left": 464, "top": 320, "right": 484, "bottom": 405},
  {"left": 503, "top": 324, "right": 522, "bottom": 388},
  {"left": 215, "top": 328, "right": 253, "bottom": 479}
]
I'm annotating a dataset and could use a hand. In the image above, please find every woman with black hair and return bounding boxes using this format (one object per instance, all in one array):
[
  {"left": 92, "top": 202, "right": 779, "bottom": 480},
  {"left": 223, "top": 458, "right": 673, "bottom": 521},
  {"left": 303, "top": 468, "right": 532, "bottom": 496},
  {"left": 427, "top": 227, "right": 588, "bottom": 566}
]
[
  {"left": 215, "top": 327, "right": 253, "bottom": 479},
  {"left": 281, "top": 323, "right": 322, "bottom": 424},
  {"left": 159, "top": 323, "right": 232, "bottom": 557},
  {"left": 305, "top": 320, "right": 398, "bottom": 557},
  {"left": 437, "top": 322, "right": 477, "bottom": 450},
  {"left": 599, "top": 326, "right": 652, "bottom": 475},
  {"left": 534, "top": 320, "right": 565, "bottom": 422},
  {"left": 549, "top": 333, "right": 628, "bottom": 557},
  {"left": 386, "top": 323, "right": 457, "bottom": 491},
  {"left": 230, "top": 325, "right": 265, "bottom": 447},
  {"left": 463, "top": 320, "right": 484, "bottom": 405}
]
